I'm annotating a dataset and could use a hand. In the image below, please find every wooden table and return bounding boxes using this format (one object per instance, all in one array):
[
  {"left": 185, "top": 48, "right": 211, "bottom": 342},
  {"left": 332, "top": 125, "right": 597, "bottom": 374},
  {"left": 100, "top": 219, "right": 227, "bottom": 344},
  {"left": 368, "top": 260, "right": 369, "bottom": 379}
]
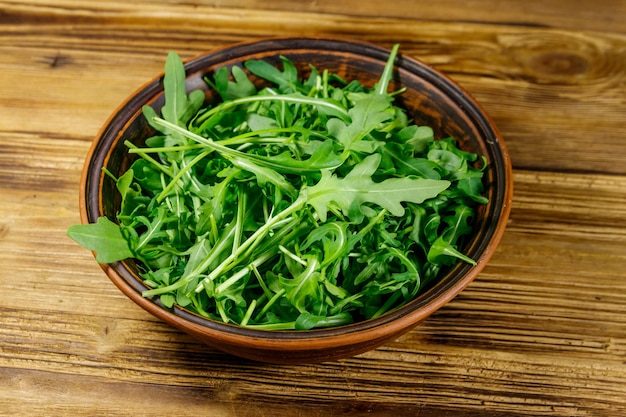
[{"left": 2, "top": 1, "right": 625, "bottom": 415}]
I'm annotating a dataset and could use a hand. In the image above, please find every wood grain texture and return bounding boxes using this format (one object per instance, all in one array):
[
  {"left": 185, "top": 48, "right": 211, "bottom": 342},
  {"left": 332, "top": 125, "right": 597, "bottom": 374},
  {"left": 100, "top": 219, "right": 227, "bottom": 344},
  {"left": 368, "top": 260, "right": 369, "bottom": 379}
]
[
  {"left": 3, "top": 167, "right": 626, "bottom": 416},
  {"left": 1, "top": 1, "right": 625, "bottom": 174},
  {"left": 1, "top": 0, "right": 626, "bottom": 415},
  {"left": 220, "top": 0, "right": 626, "bottom": 34}
]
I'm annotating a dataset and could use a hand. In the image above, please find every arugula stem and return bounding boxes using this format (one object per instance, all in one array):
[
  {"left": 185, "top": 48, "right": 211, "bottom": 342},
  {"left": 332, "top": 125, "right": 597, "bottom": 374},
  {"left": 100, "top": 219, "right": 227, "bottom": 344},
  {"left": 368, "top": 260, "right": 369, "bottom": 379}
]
[
  {"left": 153, "top": 117, "right": 239, "bottom": 156},
  {"left": 240, "top": 299, "right": 257, "bottom": 327},
  {"left": 142, "top": 222, "right": 236, "bottom": 297},
  {"left": 128, "top": 143, "right": 205, "bottom": 153},
  {"left": 349, "top": 209, "right": 388, "bottom": 251},
  {"left": 376, "top": 43, "right": 400, "bottom": 96},
  {"left": 387, "top": 246, "right": 421, "bottom": 291},
  {"left": 133, "top": 210, "right": 168, "bottom": 253},
  {"left": 330, "top": 292, "right": 364, "bottom": 315},
  {"left": 217, "top": 126, "right": 322, "bottom": 146},
  {"left": 194, "top": 196, "right": 307, "bottom": 293},
  {"left": 244, "top": 320, "right": 296, "bottom": 331},
  {"left": 370, "top": 291, "right": 402, "bottom": 319},
  {"left": 156, "top": 149, "right": 213, "bottom": 203},
  {"left": 239, "top": 217, "right": 306, "bottom": 267},
  {"left": 208, "top": 214, "right": 219, "bottom": 244},
  {"left": 215, "top": 299, "right": 229, "bottom": 323},
  {"left": 279, "top": 244, "right": 307, "bottom": 266},
  {"left": 253, "top": 288, "right": 287, "bottom": 324},
  {"left": 250, "top": 264, "right": 273, "bottom": 300},
  {"left": 153, "top": 117, "right": 342, "bottom": 174},
  {"left": 194, "top": 93, "right": 350, "bottom": 126},
  {"left": 124, "top": 140, "right": 174, "bottom": 177},
  {"left": 232, "top": 186, "right": 247, "bottom": 253},
  {"left": 77, "top": 49, "right": 489, "bottom": 329},
  {"left": 214, "top": 250, "right": 275, "bottom": 295}
]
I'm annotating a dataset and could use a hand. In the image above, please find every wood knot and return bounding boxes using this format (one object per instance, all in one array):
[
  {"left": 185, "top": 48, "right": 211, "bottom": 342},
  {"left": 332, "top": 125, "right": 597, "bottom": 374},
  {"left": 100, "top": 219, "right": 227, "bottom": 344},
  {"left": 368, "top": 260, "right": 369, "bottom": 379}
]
[
  {"left": 529, "top": 52, "right": 589, "bottom": 77},
  {"left": 504, "top": 32, "right": 624, "bottom": 86}
]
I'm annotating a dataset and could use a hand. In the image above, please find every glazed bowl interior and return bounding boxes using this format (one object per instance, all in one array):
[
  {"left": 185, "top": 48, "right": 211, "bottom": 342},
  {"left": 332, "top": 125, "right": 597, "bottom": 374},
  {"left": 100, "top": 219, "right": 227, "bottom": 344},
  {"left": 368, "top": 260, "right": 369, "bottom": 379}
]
[{"left": 81, "top": 37, "right": 512, "bottom": 363}]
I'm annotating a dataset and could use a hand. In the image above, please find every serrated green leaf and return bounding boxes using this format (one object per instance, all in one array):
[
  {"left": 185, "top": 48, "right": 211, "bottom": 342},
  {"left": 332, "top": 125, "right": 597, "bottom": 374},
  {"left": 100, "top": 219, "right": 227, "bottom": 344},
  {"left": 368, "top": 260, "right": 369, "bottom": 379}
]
[
  {"left": 69, "top": 47, "right": 489, "bottom": 329},
  {"left": 327, "top": 95, "right": 393, "bottom": 154},
  {"left": 305, "top": 153, "right": 450, "bottom": 222},
  {"left": 380, "top": 143, "right": 442, "bottom": 179},
  {"left": 212, "top": 65, "right": 257, "bottom": 101},
  {"left": 245, "top": 56, "right": 299, "bottom": 93}
]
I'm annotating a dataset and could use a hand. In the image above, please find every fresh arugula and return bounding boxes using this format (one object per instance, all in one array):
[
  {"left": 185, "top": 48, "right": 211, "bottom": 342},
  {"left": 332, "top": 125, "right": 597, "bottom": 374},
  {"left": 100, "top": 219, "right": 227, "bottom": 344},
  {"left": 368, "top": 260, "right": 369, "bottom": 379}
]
[
  {"left": 67, "top": 217, "right": 134, "bottom": 263},
  {"left": 68, "top": 45, "right": 488, "bottom": 329}
]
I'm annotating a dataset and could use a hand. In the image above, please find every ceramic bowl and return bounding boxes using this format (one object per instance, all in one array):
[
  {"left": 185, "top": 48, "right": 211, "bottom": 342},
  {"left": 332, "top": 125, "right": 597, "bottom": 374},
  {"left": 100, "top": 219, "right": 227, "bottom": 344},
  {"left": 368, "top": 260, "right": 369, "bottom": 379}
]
[{"left": 80, "top": 37, "right": 512, "bottom": 364}]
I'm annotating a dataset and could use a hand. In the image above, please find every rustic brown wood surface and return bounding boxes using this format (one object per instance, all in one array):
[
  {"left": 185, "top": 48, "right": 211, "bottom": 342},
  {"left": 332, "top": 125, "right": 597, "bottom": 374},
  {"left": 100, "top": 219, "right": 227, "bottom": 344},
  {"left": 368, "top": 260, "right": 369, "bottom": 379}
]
[{"left": 1, "top": 1, "right": 625, "bottom": 415}]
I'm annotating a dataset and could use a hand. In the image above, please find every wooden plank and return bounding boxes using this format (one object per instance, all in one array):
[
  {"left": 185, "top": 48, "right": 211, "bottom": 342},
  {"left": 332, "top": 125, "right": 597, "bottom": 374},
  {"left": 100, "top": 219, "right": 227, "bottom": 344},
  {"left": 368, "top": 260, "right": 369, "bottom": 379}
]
[
  {"left": 2, "top": 168, "right": 626, "bottom": 415},
  {"left": 0, "top": 367, "right": 457, "bottom": 417},
  {"left": 4, "top": 0, "right": 625, "bottom": 33},
  {"left": 2, "top": 1, "right": 626, "bottom": 415},
  {"left": 222, "top": 0, "right": 626, "bottom": 34},
  {"left": 1, "top": 5, "right": 625, "bottom": 174}
]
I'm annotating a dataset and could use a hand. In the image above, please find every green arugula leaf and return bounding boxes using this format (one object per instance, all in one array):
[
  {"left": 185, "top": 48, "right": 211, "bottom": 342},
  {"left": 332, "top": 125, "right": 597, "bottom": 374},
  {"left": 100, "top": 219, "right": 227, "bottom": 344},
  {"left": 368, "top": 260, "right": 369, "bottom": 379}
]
[
  {"left": 457, "top": 175, "right": 489, "bottom": 204},
  {"left": 427, "top": 236, "right": 477, "bottom": 266},
  {"left": 305, "top": 153, "right": 450, "bottom": 222},
  {"left": 67, "top": 217, "right": 133, "bottom": 264},
  {"left": 161, "top": 51, "right": 204, "bottom": 128},
  {"left": 226, "top": 154, "right": 297, "bottom": 196},
  {"left": 326, "top": 95, "right": 393, "bottom": 155},
  {"left": 210, "top": 65, "right": 257, "bottom": 101},
  {"left": 69, "top": 46, "right": 488, "bottom": 329},
  {"left": 380, "top": 142, "right": 442, "bottom": 179},
  {"left": 161, "top": 51, "right": 188, "bottom": 125},
  {"left": 245, "top": 56, "right": 299, "bottom": 93},
  {"left": 295, "top": 312, "right": 353, "bottom": 330},
  {"left": 152, "top": 117, "right": 343, "bottom": 175},
  {"left": 374, "top": 43, "right": 400, "bottom": 95},
  {"left": 402, "top": 125, "right": 435, "bottom": 153},
  {"left": 266, "top": 255, "right": 320, "bottom": 314}
]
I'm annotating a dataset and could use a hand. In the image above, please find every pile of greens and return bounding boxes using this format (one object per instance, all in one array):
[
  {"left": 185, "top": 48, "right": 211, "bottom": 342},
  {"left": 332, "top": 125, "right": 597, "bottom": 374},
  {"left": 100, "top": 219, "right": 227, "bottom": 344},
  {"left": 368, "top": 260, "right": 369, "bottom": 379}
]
[{"left": 68, "top": 45, "right": 488, "bottom": 330}]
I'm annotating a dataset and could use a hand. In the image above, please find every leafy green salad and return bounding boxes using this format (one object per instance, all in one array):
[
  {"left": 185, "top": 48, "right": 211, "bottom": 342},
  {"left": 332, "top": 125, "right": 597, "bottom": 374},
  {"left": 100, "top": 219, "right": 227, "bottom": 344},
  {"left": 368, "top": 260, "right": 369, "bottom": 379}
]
[{"left": 68, "top": 45, "right": 488, "bottom": 330}]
